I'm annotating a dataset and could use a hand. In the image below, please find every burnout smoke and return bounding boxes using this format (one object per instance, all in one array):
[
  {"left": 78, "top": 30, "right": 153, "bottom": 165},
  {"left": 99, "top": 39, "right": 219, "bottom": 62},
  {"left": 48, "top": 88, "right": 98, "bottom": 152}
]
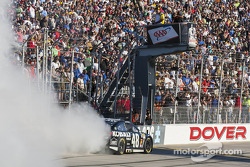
[{"left": 0, "top": 0, "right": 109, "bottom": 167}]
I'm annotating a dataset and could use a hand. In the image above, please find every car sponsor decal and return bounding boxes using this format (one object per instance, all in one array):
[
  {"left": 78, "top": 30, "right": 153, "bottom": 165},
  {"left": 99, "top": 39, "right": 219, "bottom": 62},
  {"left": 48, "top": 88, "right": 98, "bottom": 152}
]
[
  {"left": 132, "top": 133, "right": 140, "bottom": 148},
  {"left": 110, "top": 137, "right": 118, "bottom": 145},
  {"left": 112, "top": 131, "right": 131, "bottom": 137}
]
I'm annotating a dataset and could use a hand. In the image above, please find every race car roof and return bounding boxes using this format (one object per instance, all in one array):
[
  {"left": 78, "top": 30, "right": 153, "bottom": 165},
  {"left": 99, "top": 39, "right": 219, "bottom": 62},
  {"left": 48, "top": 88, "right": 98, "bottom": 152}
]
[
  {"left": 104, "top": 118, "right": 122, "bottom": 122},
  {"left": 104, "top": 118, "right": 124, "bottom": 126}
]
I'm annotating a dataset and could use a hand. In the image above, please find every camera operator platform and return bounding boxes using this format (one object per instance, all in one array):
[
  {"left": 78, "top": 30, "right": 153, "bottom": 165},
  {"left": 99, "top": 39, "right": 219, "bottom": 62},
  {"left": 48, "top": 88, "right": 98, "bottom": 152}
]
[
  {"left": 134, "top": 22, "right": 197, "bottom": 124},
  {"left": 98, "top": 22, "right": 197, "bottom": 125}
]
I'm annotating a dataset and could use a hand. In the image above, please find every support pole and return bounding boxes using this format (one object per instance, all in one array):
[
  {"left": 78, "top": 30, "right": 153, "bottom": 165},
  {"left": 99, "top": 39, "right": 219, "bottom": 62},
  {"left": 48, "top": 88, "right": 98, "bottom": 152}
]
[
  {"left": 239, "top": 60, "right": 245, "bottom": 123},
  {"left": 42, "top": 29, "right": 46, "bottom": 93},
  {"left": 197, "top": 56, "right": 204, "bottom": 123},
  {"left": 217, "top": 59, "right": 224, "bottom": 123},
  {"left": 113, "top": 49, "right": 122, "bottom": 118},
  {"left": 49, "top": 47, "right": 53, "bottom": 94},
  {"left": 22, "top": 46, "right": 25, "bottom": 70},
  {"left": 69, "top": 50, "right": 74, "bottom": 112},
  {"left": 174, "top": 55, "right": 180, "bottom": 124},
  {"left": 45, "top": 28, "right": 48, "bottom": 94},
  {"left": 36, "top": 46, "right": 40, "bottom": 89},
  {"left": 88, "top": 52, "right": 94, "bottom": 104}
]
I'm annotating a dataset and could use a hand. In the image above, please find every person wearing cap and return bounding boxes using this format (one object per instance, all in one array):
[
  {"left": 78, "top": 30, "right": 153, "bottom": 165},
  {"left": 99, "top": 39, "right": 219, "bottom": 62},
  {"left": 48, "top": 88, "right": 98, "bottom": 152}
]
[{"left": 154, "top": 6, "right": 165, "bottom": 24}]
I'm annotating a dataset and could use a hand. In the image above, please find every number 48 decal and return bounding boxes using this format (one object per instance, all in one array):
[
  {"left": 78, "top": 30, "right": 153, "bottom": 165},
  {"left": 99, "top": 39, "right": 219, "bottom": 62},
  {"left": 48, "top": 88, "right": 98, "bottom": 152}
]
[{"left": 132, "top": 133, "right": 140, "bottom": 148}]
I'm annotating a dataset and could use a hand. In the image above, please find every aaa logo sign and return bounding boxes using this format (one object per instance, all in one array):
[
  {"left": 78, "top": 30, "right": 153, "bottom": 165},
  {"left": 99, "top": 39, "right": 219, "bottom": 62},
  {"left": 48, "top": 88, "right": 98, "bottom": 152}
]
[{"left": 148, "top": 26, "right": 178, "bottom": 44}]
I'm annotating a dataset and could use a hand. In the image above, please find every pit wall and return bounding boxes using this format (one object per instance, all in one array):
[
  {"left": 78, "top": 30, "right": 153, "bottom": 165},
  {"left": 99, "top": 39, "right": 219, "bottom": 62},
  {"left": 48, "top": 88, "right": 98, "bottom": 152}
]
[{"left": 137, "top": 124, "right": 250, "bottom": 145}]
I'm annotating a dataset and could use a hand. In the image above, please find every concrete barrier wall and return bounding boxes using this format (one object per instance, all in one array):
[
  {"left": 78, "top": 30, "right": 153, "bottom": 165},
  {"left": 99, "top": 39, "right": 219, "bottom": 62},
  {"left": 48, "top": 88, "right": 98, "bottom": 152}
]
[{"left": 138, "top": 124, "right": 250, "bottom": 145}]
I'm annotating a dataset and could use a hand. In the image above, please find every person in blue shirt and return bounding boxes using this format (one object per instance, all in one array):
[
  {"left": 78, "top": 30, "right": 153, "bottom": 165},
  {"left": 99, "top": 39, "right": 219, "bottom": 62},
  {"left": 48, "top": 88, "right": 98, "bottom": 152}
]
[
  {"left": 41, "top": 8, "right": 47, "bottom": 18},
  {"left": 209, "top": 77, "right": 216, "bottom": 89},
  {"left": 73, "top": 63, "right": 81, "bottom": 80},
  {"left": 155, "top": 91, "right": 162, "bottom": 105},
  {"left": 210, "top": 95, "right": 219, "bottom": 123},
  {"left": 182, "top": 74, "right": 192, "bottom": 91},
  {"left": 82, "top": 69, "right": 90, "bottom": 91}
]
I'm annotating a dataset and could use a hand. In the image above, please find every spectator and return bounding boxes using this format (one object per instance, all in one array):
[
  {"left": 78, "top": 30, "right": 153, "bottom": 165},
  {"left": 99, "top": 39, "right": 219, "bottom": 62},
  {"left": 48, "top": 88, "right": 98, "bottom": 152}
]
[
  {"left": 77, "top": 74, "right": 85, "bottom": 91},
  {"left": 145, "top": 111, "right": 152, "bottom": 125},
  {"left": 11, "top": 0, "right": 249, "bottom": 125},
  {"left": 123, "top": 95, "right": 131, "bottom": 114}
]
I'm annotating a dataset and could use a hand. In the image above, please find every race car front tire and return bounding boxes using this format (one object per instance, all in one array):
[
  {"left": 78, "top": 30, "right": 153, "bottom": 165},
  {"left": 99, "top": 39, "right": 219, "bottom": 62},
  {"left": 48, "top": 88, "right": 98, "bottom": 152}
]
[
  {"left": 144, "top": 137, "right": 153, "bottom": 154},
  {"left": 116, "top": 138, "right": 126, "bottom": 155}
]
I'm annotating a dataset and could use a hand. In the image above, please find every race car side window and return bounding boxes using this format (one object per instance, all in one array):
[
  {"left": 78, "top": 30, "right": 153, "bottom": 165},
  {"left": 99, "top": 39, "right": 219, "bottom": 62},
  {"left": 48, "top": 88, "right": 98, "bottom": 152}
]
[
  {"left": 132, "top": 125, "right": 139, "bottom": 133},
  {"left": 114, "top": 122, "right": 127, "bottom": 131},
  {"left": 126, "top": 123, "right": 139, "bottom": 133},
  {"left": 125, "top": 123, "right": 133, "bottom": 132}
]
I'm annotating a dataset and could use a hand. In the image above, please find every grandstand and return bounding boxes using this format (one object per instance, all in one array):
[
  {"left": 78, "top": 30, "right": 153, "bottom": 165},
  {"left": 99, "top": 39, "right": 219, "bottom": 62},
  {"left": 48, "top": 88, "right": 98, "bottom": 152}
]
[{"left": 12, "top": 0, "right": 249, "bottom": 124}]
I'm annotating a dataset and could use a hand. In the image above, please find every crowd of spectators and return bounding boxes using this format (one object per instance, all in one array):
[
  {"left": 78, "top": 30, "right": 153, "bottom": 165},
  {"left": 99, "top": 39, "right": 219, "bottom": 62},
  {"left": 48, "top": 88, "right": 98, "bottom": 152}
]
[{"left": 11, "top": 0, "right": 249, "bottom": 123}]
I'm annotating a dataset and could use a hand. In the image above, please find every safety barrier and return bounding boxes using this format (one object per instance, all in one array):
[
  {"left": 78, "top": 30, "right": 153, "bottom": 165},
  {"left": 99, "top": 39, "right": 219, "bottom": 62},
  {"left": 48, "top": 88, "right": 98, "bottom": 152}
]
[{"left": 138, "top": 123, "right": 250, "bottom": 145}]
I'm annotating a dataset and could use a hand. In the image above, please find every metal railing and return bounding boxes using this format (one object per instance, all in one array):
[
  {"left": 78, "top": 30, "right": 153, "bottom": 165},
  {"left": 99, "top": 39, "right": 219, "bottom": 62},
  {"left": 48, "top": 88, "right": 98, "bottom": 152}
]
[{"left": 152, "top": 106, "right": 250, "bottom": 124}]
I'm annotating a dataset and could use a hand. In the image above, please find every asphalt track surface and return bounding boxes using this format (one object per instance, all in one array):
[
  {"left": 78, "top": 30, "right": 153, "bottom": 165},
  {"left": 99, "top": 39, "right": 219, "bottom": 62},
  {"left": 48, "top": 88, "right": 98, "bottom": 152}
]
[{"left": 61, "top": 142, "right": 250, "bottom": 167}]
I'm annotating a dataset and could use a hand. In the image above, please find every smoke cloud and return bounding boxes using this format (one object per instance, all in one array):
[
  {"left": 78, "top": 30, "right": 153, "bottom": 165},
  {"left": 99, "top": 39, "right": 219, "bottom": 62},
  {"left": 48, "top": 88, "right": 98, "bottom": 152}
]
[{"left": 0, "top": 1, "right": 109, "bottom": 167}]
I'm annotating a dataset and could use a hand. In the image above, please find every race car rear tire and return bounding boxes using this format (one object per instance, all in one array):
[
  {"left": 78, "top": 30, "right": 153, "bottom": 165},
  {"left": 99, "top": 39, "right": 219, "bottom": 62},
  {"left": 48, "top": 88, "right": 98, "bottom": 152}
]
[
  {"left": 116, "top": 138, "right": 126, "bottom": 155},
  {"left": 144, "top": 137, "right": 153, "bottom": 154}
]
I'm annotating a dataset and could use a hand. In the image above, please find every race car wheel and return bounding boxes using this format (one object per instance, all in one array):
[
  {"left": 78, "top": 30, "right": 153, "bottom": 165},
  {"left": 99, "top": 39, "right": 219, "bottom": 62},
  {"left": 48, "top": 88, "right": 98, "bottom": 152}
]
[
  {"left": 144, "top": 137, "right": 153, "bottom": 154},
  {"left": 117, "top": 138, "right": 126, "bottom": 155}
]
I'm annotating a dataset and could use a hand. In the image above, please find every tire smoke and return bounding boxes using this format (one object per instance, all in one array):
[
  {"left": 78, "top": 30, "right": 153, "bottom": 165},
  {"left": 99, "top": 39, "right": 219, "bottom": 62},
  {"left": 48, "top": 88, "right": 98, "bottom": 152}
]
[{"left": 0, "top": 1, "right": 109, "bottom": 167}]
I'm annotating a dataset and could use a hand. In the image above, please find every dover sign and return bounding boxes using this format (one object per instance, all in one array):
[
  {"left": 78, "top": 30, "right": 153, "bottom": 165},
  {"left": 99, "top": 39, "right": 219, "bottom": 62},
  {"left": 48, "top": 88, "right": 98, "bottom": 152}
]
[
  {"left": 164, "top": 124, "right": 249, "bottom": 145},
  {"left": 190, "top": 126, "right": 247, "bottom": 141},
  {"left": 137, "top": 125, "right": 165, "bottom": 145}
]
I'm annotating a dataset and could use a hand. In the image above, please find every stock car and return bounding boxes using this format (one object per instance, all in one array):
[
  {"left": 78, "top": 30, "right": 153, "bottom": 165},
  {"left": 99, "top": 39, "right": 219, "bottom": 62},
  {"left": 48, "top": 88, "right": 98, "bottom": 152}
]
[{"left": 105, "top": 118, "right": 153, "bottom": 155}]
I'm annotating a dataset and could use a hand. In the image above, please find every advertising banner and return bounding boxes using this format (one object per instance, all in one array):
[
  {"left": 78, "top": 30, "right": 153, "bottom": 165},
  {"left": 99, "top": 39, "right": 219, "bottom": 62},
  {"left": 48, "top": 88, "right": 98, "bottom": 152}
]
[
  {"left": 137, "top": 125, "right": 165, "bottom": 145},
  {"left": 163, "top": 124, "right": 250, "bottom": 145},
  {"left": 148, "top": 25, "right": 179, "bottom": 44},
  {"left": 146, "top": 23, "right": 197, "bottom": 48},
  {"left": 146, "top": 24, "right": 180, "bottom": 45}
]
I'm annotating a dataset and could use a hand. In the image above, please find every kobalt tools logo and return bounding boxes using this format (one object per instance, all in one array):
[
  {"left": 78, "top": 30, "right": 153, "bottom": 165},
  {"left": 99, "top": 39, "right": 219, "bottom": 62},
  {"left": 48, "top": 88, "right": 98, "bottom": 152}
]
[
  {"left": 174, "top": 142, "right": 242, "bottom": 162},
  {"left": 112, "top": 131, "right": 131, "bottom": 137},
  {"left": 190, "top": 126, "right": 247, "bottom": 141},
  {"left": 148, "top": 26, "right": 178, "bottom": 44}
]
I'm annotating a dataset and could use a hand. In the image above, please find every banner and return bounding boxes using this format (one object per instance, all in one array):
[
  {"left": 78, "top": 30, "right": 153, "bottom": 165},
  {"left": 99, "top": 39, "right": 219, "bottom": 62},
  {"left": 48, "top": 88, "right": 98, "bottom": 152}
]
[
  {"left": 145, "top": 23, "right": 197, "bottom": 47},
  {"left": 163, "top": 124, "right": 250, "bottom": 145},
  {"left": 137, "top": 125, "right": 165, "bottom": 145},
  {"left": 148, "top": 25, "right": 179, "bottom": 44}
]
